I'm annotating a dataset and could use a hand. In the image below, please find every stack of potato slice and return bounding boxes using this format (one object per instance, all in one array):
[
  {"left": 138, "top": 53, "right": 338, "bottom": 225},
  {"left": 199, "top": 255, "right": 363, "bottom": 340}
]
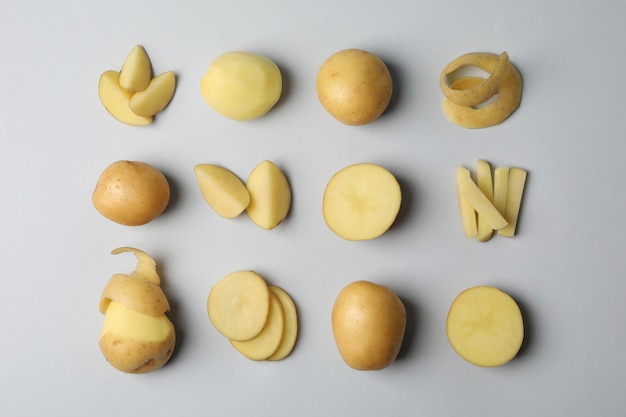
[
  {"left": 207, "top": 270, "right": 298, "bottom": 361},
  {"left": 456, "top": 160, "right": 527, "bottom": 241},
  {"left": 98, "top": 45, "right": 176, "bottom": 126}
]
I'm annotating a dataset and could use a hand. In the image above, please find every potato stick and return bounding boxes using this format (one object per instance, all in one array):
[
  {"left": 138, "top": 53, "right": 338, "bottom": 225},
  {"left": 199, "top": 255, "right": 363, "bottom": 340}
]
[
  {"left": 456, "top": 166, "right": 477, "bottom": 238},
  {"left": 476, "top": 160, "right": 494, "bottom": 242},
  {"left": 498, "top": 168, "right": 527, "bottom": 237},
  {"left": 493, "top": 167, "right": 510, "bottom": 216},
  {"left": 459, "top": 177, "right": 508, "bottom": 230}
]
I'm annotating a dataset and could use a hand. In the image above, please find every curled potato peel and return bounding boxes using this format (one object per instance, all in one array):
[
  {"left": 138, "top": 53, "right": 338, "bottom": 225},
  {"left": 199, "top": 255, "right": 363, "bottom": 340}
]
[{"left": 440, "top": 52, "right": 522, "bottom": 129}]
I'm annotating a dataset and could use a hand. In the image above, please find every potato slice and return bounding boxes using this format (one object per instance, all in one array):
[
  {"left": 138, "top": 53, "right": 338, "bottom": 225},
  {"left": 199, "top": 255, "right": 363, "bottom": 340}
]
[
  {"left": 446, "top": 286, "right": 524, "bottom": 367},
  {"left": 498, "top": 168, "right": 527, "bottom": 237},
  {"left": 119, "top": 45, "right": 152, "bottom": 92},
  {"left": 456, "top": 166, "right": 477, "bottom": 238},
  {"left": 245, "top": 160, "right": 291, "bottom": 230},
  {"left": 476, "top": 160, "right": 494, "bottom": 242},
  {"left": 323, "top": 163, "right": 401, "bottom": 241},
  {"left": 458, "top": 177, "right": 508, "bottom": 230},
  {"left": 230, "top": 291, "right": 285, "bottom": 360},
  {"left": 207, "top": 271, "right": 270, "bottom": 341},
  {"left": 129, "top": 71, "right": 176, "bottom": 117},
  {"left": 98, "top": 71, "right": 153, "bottom": 126},
  {"left": 194, "top": 164, "right": 250, "bottom": 218},
  {"left": 267, "top": 286, "right": 298, "bottom": 361}
]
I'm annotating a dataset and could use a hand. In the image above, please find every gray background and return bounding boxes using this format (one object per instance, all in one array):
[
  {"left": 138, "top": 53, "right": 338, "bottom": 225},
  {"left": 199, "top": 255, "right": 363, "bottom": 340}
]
[{"left": 2, "top": 0, "right": 625, "bottom": 416}]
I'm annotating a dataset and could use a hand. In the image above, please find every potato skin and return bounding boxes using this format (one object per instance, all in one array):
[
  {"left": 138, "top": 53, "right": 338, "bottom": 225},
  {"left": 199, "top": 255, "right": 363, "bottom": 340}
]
[
  {"left": 316, "top": 49, "right": 392, "bottom": 126},
  {"left": 332, "top": 280, "right": 406, "bottom": 370},
  {"left": 99, "top": 325, "right": 175, "bottom": 374},
  {"left": 92, "top": 160, "right": 170, "bottom": 226}
]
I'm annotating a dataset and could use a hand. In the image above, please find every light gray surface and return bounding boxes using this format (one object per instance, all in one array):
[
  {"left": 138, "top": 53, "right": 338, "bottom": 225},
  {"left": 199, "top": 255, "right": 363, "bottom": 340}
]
[{"left": 2, "top": 0, "right": 625, "bottom": 415}]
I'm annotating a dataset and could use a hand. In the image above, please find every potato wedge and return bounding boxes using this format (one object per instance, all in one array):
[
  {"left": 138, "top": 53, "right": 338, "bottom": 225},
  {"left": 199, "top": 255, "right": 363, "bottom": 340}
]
[
  {"left": 207, "top": 271, "right": 270, "bottom": 341},
  {"left": 98, "top": 71, "right": 153, "bottom": 126},
  {"left": 129, "top": 71, "right": 176, "bottom": 117},
  {"left": 194, "top": 164, "right": 250, "bottom": 218},
  {"left": 230, "top": 291, "right": 285, "bottom": 360},
  {"left": 119, "top": 45, "right": 152, "bottom": 92}
]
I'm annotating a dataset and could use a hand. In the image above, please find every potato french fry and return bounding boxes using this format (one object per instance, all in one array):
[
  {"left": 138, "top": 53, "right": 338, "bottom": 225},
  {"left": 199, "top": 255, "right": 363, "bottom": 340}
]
[
  {"left": 498, "top": 168, "right": 527, "bottom": 237},
  {"left": 456, "top": 166, "right": 477, "bottom": 238},
  {"left": 493, "top": 167, "right": 510, "bottom": 216},
  {"left": 476, "top": 160, "right": 494, "bottom": 242},
  {"left": 458, "top": 177, "right": 508, "bottom": 230}
]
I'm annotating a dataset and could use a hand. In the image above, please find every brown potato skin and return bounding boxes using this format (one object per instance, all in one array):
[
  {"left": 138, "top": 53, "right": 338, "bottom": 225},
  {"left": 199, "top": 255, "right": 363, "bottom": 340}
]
[
  {"left": 99, "top": 326, "right": 175, "bottom": 374},
  {"left": 332, "top": 280, "right": 406, "bottom": 370},
  {"left": 92, "top": 160, "right": 170, "bottom": 226},
  {"left": 316, "top": 49, "right": 392, "bottom": 126}
]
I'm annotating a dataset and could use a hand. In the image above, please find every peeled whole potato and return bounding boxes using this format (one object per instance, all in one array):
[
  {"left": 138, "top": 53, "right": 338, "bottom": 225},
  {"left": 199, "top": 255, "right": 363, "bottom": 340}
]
[
  {"left": 99, "top": 247, "right": 175, "bottom": 374},
  {"left": 332, "top": 280, "right": 406, "bottom": 370},
  {"left": 92, "top": 160, "right": 170, "bottom": 226},
  {"left": 316, "top": 49, "right": 393, "bottom": 126}
]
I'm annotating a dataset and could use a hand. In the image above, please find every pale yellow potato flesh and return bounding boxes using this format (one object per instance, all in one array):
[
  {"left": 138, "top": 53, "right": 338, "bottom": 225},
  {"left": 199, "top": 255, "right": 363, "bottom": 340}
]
[
  {"left": 332, "top": 281, "right": 406, "bottom": 370},
  {"left": 98, "top": 70, "right": 153, "bottom": 126},
  {"left": 245, "top": 160, "right": 291, "bottom": 230},
  {"left": 98, "top": 247, "right": 175, "bottom": 374},
  {"left": 323, "top": 163, "right": 401, "bottom": 241},
  {"left": 230, "top": 291, "right": 285, "bottom": 361},
  {"left": 493, "top": 166, "right": 510, "bottom": 216},
  {"left": 476, "top": 160, "right": 494, "bottom": 242},
  {"left": 200, "top": 51, "right": 282, "bottom": 121},
  {"left": 456, "top": 166, "right": 477, "bottom": 238},
  {"left": 267, "top": 286, "right": 298, "bottom": 361},
  {"left": 92, "top": 160, "right": 170, "bottom": 226},
  {"left": 316, "top": 49, "right": 392, "bottom": 126},
  {"left": 498, "top": 168, "right": 527, "bottom": 237},
  {"left": 207, "top": 271, "right": 271, "bottom": 341},
  {"left": 458, "top": 177, "right": 508, "bottom": 230},
  {"left": 446, "top": 286, "right": 524, "bottom": 367},
  {"left": 129, "top": 71, "right": 176, "bottom": 117},
  {"left": 194, "top": 164, "right": 250, "bottom": 219},
  {"left": 118, "top": 45, "right": 152, "bottom": 92}
]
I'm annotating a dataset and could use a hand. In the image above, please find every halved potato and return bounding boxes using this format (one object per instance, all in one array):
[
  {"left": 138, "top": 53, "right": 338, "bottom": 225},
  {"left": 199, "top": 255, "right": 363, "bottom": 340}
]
[
  {"left": 323, "top": 163, "right": 401, "bottom": 241},
  {"left": 207, "top": 271, "right": 270, "bottom": 341},
  {"left": 245, "top": 160, "right": 291, "bottom": 230},
  {"left": 230, "top": 291, "right": 285, "bottom": 360},
  {"left": 194, "top": 164, "right": 250, "bottom": 218}
]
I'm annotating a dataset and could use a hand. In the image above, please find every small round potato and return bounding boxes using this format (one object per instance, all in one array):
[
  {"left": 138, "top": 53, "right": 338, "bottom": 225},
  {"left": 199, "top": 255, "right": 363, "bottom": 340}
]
[
  {"left": 92, "top": 160, "right": 170, "bottom": 226},
  {"left": 316, "top": 49, "right": 393, "bottom": 126}
]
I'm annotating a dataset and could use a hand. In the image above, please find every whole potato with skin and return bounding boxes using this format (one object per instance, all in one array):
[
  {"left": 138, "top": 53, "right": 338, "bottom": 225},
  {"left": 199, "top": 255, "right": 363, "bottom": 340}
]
[
  {"left": 316, "top": 49, "right": 393, "bottom": 126},
  {"left": 92, "top": 160, "right": 170, "bottom": 226},
  {"left": 332, "top": 280, "right": 406, "bottom": 370}
]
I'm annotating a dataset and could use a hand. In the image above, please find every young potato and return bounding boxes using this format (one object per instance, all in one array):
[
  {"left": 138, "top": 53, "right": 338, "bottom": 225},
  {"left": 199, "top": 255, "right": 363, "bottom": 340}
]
[
  {"left": 446, "top": 286, "right": 524, "bottom": 367},
  {"left": 316, "top": 49, "right": 393, "bottom": 125},
  {"left": 332, "top": 280, "right": 406, "bottom": 370},
  {"left": 99, "top": 247, "right": 175, "bottom": 374},
  {"left": 92, "top": 160, "right": 170, "bottom": 226}
]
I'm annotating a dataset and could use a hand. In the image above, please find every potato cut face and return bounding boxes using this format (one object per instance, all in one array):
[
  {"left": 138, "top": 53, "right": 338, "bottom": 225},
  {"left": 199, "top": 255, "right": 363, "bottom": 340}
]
[
  {"left": 98, "top": 71, "right": 153, "bottom": 126},
  {"left": 207, "top": 271, "right": 271, "bottom": 341},
  {"left": 498, "top": 168, "right": 527, "bottom": 237},
  {"left": 446, "top": 286, "right": 524, "bottom": 367},
  {"left": 323, "top": 163, "right": 401, "bottom": 241},
  {"left": 245, "top": 160, "right": 291, "bottom": 230},
  {"left": 230, "top": 291, "right": 285, "bottom": 360},
  {"left": 267, "top": 286, "right": 298, "bottom": 361},
  {"left": 129, "top": 71, "right": 176, "bottom": 117},
  {"left": 200, "top": 51, "right": 282, "bottom": 121},
  {"left": 194, "top": 164, "right": 250, "bottom": 218},
  {"left": 119, "top": 45, "right": 152, "bottom": 92},
  {"left": 476, "top": 160, "right": 494, "bottom": 242},
  {"left": 458, "top": 177, "right": 508, "bottom": 230},
  {"left": 456, "top": 166, "right": 477, "bottom": 238}
]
